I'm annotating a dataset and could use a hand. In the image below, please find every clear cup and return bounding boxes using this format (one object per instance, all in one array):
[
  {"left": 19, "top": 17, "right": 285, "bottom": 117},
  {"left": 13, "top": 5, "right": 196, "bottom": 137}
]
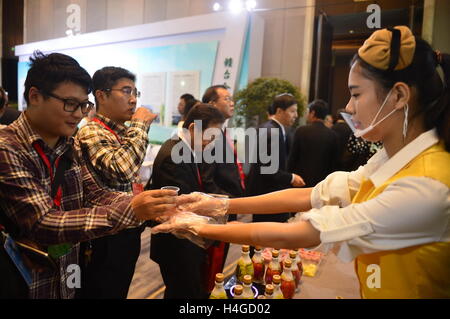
[{"left": 161, "top": 186, "right": 180, "bottom": 195}]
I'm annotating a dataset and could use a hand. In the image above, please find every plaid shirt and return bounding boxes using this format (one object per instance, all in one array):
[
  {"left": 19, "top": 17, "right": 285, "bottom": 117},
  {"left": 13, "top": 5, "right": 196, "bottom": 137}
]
[
  {"left": 0, "top": 113, "right": 141, "bottom": 298},
  {"left": 75, "top": 114, "right": 150, "bottom": 192}
]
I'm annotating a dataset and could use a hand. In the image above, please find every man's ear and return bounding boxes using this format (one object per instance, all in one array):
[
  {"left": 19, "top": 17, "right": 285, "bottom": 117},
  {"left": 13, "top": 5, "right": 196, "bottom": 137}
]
[
  {"left": 95, "top": 89, "right": 107, "bottom": 105},
  {"left": 28, "top": 86, "right": 42, "bottom": 106},
  {"left": 392, "top": 82, "right": 411, "bottom": 111}
]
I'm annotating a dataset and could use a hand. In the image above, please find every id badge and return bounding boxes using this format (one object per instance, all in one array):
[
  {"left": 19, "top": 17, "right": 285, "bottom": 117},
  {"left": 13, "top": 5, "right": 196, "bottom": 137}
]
[{"left": 3, "top": 235, "right": 32, "bottom": 287}]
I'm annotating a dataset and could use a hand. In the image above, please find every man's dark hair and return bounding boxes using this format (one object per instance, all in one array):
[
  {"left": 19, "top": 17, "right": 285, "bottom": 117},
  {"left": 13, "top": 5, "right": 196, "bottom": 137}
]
[
  {"left": 308, "top": 99, "right": 329, "bottom": 120},
  {"left": 202, "top": 85, "right": 228, "bottom": 104},
  {"left": 183, "top": 103, "right": 225, "bottom": 129},
  {"left": 0, "top": 87, "right": 7, "bottom": 111},
  {"left": 92, "top": 66, "right": 136, "bottom": 106},
  {"left": 271, "top": 93, "right": 297, "bottom": 113},
  {"left": 180, "top": 93, "right": 195, "bottom": 103},
  {"left": 23, "top": 51, "right": 92, "bottom": 106},
  {"left": 183, "top": 99, "right": 200, "bottom": 120}
]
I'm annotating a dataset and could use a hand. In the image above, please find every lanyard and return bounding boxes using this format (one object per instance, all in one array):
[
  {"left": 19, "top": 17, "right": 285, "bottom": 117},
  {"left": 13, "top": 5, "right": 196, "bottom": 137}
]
[
  {"left": 224, "top": 129, "right": 246, "bottom": 191},
  {"left": 32, "top": 142, "right": 63, "bottom": 208},
  {"left": 196, "top": 165, "right": 204, "bottom": 192},
  {"left": 92, "top": 117, "right": 122, "bottom": 143}
]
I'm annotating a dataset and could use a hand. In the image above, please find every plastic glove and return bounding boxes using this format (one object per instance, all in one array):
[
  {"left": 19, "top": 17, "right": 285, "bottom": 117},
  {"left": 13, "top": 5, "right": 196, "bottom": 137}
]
[
  {"left": 151, "top": 211, "right": 212, "bottom": 248},
  {"left": 176, "top": 192, "right": 229, "bottom": 218}
]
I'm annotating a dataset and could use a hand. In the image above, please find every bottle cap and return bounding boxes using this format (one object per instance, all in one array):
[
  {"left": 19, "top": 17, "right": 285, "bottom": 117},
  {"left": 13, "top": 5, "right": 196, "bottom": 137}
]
[
  {"left": 272, "top": 249, "right": 279, "bottom": 258},
  {"left": 243, "top": 275, "right": 252, "bottom": 284},
  {"left": 215, "top": 273, "right": 224, "bottom": 283},
  {"left": 289, "top": 250, "right": 297, "bottom": 258},
  {"left": 234, "top": 285, "right": 243, "bottom": 295},
  {"left": 265, "top": 284, "right": 274, "bottom": 294},
  {"left": 257, "top": 295, "right": 267, "bottom": 299},
  {"left": 254, "top": 246, "right": 262, "bottom": 251},
  {"left": 284, "top": 259, "right": 292, "bottom": 268},
  {"left": 242, "top": 245, "right": 250, "bottom": 252},
  {"left": 272, "top": 274, "right": 281, "bottom": 284}
]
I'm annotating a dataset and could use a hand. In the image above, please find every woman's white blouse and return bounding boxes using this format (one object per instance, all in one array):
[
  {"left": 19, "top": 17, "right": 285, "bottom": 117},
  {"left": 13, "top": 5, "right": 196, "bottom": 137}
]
[{"left": 298, "top": 129, "right": 450, "bottom": 262}]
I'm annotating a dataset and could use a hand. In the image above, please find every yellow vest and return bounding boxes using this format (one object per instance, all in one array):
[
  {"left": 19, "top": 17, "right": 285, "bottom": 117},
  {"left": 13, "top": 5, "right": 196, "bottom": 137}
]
[{"left": 353, "top": 141, "right": 450, "bottom": 298}]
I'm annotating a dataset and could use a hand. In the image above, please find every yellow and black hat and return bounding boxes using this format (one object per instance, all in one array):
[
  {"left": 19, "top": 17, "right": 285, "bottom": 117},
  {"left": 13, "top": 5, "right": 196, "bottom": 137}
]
[{"left": 358, "top": 26, "right": 416, "bottom": 72}]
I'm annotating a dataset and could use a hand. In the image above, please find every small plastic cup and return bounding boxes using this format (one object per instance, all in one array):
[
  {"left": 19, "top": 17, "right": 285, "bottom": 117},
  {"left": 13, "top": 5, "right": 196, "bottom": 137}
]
[{"left": 161, "top": 186, "right": 180, "bottom": 195}]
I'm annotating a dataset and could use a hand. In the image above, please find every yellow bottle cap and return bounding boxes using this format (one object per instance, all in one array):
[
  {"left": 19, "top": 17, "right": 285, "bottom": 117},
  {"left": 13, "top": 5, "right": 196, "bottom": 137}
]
[
  {"left": 242, "top": 245, "right": 250, "bottom": 252},
  {"left": 215, "top": 273, "right": 224, "bottom": 283},
  {"left": 243, "top": 275, "right": 252, "bottom": 284},
  {"left": 234, "top": 285, "right": 243, "bottom": 295},
  {"left": 284, "top": 259, "right": 292, "bottom": 268},
  {"left": 272, "top": 274, "right": 281, "bottom": 284},
  {"left": 265, "top": 284, "right": 274, "bottom": 294},
  {"left": 272, "top": 249, "right": 279, "bottom": 258}
]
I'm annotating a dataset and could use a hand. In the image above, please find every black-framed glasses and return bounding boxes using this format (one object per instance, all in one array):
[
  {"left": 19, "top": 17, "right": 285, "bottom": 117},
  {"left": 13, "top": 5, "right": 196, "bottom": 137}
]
[
  {"left": 104, "top": 86, "right": 141, "bottom": 98},
  {"left": 44, "top": 92, "right": 94, "bottom": 114}
]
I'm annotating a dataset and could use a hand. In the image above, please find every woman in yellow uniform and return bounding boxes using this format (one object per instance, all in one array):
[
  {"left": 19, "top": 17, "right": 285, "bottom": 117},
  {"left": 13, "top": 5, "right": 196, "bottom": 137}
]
[{"left": 150, "top": 26, "right": 450, "bottom": 298}]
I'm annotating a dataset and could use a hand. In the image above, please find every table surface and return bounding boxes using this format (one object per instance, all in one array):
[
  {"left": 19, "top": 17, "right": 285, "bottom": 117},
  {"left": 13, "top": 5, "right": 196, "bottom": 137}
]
[{"left": 128, "top": 220, "right": 361, "bottom": 299}]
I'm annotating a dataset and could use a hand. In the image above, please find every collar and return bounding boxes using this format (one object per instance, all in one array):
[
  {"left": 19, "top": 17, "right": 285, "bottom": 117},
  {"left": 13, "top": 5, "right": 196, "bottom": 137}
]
[
  {"left": 15, "top": 112, "right": 73, "bottom": 156},
  {"left": 94, "top": 113, "right": 127, "bottom": 136},
  {"left": 368, "top": 129, "right": 439, "bottom": 187},
  {"left": 270, "top": 118, "right": 286, "bottom": 138}
]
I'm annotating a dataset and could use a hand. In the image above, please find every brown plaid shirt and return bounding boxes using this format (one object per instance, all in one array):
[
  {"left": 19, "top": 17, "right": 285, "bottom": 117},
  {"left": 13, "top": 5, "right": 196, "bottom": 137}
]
[
  {"left": 75, "top": 114, "right": 150, "bottom": 193},
  {"left": 0, "top": 113, "right": 141, "bottom": 298}
]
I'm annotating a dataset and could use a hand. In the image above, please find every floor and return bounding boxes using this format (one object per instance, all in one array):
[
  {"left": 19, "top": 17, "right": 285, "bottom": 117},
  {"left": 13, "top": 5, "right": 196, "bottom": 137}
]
[{"left": 127, "top": 216, "right": 361, "bottom": 299}]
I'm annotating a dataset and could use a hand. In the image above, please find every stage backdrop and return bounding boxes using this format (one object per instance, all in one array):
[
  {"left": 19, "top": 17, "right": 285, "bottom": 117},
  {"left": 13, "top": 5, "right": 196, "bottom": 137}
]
[{"left": 15, "top": 12, "right": 264, "bottom": 144}]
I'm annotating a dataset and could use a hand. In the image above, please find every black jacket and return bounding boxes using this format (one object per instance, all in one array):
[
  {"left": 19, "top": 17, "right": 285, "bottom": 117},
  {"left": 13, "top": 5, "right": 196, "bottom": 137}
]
[
  {"left": 288, "top": 121, "right": 339, "bottom": 188},
  {"left": 246, "top": 120, "right": 293, "bottom": 223},
  {"left": 199, "top": 129, "right": 245, "bottom": 199},
  {"left": 149, "top": 137, "right": 208, "bottom": 298}
]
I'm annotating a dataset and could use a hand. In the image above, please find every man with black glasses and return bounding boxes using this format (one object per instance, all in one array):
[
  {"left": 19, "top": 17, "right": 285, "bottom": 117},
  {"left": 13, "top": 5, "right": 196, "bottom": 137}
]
[
  {"left": 0, "top": 52, "right": 176, "bottom": 299},
  {"left": 75, "top": 66, "right": 156, "bottom": 298}
]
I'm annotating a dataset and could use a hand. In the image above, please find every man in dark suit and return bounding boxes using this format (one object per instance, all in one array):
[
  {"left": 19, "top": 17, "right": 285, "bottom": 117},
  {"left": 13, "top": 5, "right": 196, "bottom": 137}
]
[
  {"left": 150, "top": 104, "right": 225, "bottom": 299},
  {"left": 288, "top": 99, "right": 339, "bottom": 188},
  {"left": 200, "top": 85, "right": 245, "bottom": 199},
  {"left": 246, "top": 94, "right": 305, "bottom": 223}
]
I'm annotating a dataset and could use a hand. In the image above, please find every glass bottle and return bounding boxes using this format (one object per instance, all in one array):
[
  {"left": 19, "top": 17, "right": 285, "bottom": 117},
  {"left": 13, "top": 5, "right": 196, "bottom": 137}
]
[
  {"left": 236, "top": 245, "right": 254, "bottom": 283},
  {"left": 252, "top": 246, "right": 265, "bottom": 284},
  {"left": 289, "top": 250, "right": 301, "bottom": 289},
  {"left": 272, "top": 275, "right": 284, "bottom": 299},
  {"left": 265, "top": 249, "right": 281, "bottom": 284},
  {"left": 209, "top": 273, "right": 228, "bottom": 299},
  {"left": 264, "top": 284, "right": 274, "bottom": 299},
  {"left": 281, "top": 259, "right": 296, "bottom": 299},
  {"left": 233, "top": 285, "right": 244, "bottom": 299},
  {"left": 242, "top": 275, "right": 255, "bottom": 299},
  {"left": 293, "top": 248, "right": 303, "bottom": 278}
]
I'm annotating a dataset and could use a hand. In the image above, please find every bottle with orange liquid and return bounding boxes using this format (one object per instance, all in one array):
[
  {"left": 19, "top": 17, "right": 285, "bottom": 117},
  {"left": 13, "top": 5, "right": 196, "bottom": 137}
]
[
  {"left": 289, "top": 250, "right": 301, "bottom": 290},
  {"left": 281, "top": 259, "right": 296, "bottom": 299},
  {"left": 252, "top": 246, "right": 265, "bottom": 284},
  {"left": 264, "top": 249, "right": 281, "bottom": 284}
]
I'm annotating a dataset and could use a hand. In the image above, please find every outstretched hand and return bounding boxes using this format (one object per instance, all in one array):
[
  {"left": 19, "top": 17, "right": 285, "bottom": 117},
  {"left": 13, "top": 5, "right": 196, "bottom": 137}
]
[{"left": 176, "top": 192, "right": 229, "bottom": 217}]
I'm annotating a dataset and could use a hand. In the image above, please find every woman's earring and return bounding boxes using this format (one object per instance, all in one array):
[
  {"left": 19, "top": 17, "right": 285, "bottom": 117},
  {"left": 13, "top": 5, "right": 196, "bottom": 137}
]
[{"left": 403, "top": 104, "right": 409, "bottom": 142}]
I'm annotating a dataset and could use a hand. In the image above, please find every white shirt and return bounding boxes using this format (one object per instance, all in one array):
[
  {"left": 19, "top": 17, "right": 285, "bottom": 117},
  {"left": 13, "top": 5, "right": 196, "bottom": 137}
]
[{"left": 297, "top": 129, "right": 450, "bottom": 262}]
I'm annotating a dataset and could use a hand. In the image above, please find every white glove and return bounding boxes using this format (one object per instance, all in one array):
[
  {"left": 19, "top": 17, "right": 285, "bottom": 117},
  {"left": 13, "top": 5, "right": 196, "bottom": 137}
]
[
  {"left": 151, "top": 211, "right": 211, "bottom": 248},
  {"left": 176, "top": 192, "right": 229, "bottom": 218},
  {"left": 152, "top": 211, "right": 206, "bottom": 235}
]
